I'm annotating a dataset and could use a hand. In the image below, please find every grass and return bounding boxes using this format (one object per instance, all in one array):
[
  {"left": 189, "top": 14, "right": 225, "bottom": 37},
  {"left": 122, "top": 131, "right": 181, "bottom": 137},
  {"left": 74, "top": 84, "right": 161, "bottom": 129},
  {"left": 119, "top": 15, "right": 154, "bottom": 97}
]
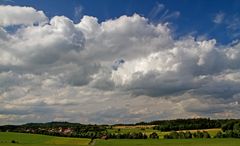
[
  {"left": 95, "top": 139, "right": 240, "bottom": 146},
  {"left": 0, "top": 129, "right": 237, "bottom": 146},
  {"left": 0, "top": 132, "right": 90, "bottom": 146}
]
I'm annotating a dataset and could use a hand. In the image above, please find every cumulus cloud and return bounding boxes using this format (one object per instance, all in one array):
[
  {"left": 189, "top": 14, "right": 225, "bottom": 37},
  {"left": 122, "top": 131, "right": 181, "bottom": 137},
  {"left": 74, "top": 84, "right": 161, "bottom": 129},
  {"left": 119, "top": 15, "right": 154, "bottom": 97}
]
[
  {"left": 76, "top": 14, "right": 173, "bottom": 62},
  {"left": 0, "top": 5, "right": 48, "bottom": 26},
  {"left": 110, "top": 39, "right": 225, "bottom": 97},
  {"left": 12, "top": 16, "right": 85, "bottom": 65},
  {"left": 0, "top": 5, "right": 240, "bottom": 124}
]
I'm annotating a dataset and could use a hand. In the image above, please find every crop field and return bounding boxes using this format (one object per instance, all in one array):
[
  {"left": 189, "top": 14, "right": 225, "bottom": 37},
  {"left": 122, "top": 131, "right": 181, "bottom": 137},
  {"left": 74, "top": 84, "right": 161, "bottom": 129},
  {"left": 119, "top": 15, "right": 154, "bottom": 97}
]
[
  {"left": 95, "top": 139, "right": 240, "bottom": 146},
  {"left": 0, "top": 132, "right": 90, "bottom": 146},
  {"left": 108, "top": 126, "right": 169, "bottom": 138},
  {"left": 110, "top": 125, "right": 221, "bottom": 138}
]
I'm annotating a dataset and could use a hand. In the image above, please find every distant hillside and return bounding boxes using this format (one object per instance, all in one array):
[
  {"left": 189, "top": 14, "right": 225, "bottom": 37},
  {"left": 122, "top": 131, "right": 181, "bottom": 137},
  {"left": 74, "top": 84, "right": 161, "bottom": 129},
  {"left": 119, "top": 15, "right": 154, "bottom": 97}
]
[{"left": 0, "top": 118, "right": 239, "bottom": 139}]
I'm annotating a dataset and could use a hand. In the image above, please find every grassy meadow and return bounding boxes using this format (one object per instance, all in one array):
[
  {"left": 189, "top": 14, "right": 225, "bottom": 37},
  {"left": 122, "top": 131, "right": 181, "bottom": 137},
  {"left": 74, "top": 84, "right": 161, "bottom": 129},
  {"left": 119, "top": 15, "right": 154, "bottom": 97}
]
[
  {"left": 0, "top": 127, "right": 239, "bottom": 146},
  {"left": 95, "top": 139, "right": 240, "bottom": 146},
  {"left": 0, "top": 132, "right": 90, "bottom": 146}
]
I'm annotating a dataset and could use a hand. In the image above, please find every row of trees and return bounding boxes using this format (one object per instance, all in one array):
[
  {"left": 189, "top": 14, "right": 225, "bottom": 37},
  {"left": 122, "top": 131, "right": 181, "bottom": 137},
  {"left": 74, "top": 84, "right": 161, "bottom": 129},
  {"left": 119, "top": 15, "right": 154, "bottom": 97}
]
[
  {"left": 164, "top": 131, "right": 211, "bottom": 139},
  {"left": 153, "top": 118, "right": 223, "bottom": 131},
  {"left": 163, "top": 121, "right": 240, "bottom": 139},
  {"left": 102, "top": 132, "right": 160, "bottom": 139},
  {"left": 215, "top": 121, "right": 240, "bottom": 138},
  {"left": 214, "top": 131, "right": 240, "bottom": 138},
  {"left": 106, "top": 132, "right": 148, "bottom": 139},
  {"left": 222, "top": 121, "right": 240, "bottom": 132}
]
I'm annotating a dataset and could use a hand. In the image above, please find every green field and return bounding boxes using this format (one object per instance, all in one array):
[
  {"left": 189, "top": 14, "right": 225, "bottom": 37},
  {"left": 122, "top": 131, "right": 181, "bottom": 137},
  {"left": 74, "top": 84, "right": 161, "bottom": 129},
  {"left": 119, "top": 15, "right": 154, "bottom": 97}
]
[
  {"left": 1, "top": 132, "right": 240, "bottom": 146},
  {"left": 0, "top": 132, "right": 90, "bottom": 146},
  {"left": 95, "top": 139, "right": 240, "bottom": 146}
]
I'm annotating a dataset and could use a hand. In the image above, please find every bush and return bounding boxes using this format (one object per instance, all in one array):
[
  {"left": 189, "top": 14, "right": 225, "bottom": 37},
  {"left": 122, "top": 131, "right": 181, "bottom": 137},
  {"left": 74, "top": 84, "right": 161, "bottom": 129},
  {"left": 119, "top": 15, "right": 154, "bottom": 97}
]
[
  {"left": 164, "top": 131, "right": 210, "bottom": 139},
  {"left": 149, "top": 132, "right": 159, "bottom": 139},
  {"left": 185, "top": 131, "right": 192, "bottom": 139},
  {"left": 203, "top": 131, "right": 211, "bottom": 138},
  {"left": 214, "top": 131, "right": 223, "bottom": 138},
  {"left": 11, "top": 140, "right": 17, "bottom": 143}
]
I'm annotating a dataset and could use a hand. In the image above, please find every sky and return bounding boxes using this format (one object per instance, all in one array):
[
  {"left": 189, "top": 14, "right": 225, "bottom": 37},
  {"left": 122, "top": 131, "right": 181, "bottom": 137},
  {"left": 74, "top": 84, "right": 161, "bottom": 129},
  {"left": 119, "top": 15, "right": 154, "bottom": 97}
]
[{"left": 0, "top": 0, "right": 240, "bottom": 125}]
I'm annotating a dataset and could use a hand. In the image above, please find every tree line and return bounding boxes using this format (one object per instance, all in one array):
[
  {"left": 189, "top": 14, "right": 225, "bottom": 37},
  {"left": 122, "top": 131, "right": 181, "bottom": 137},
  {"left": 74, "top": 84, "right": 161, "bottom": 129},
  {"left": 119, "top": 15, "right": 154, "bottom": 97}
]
[
  {"left": 214, "top": 121, "right": 240, "bottom": 138},
  {"left": 163, "top": 120, "right": 240, "bottom": 139},
  {"left": 153, "top": 118, "right": 239, "bottom": 131},
  {"left": 164, "top": 131, "right": 211, "bottom": 139}
]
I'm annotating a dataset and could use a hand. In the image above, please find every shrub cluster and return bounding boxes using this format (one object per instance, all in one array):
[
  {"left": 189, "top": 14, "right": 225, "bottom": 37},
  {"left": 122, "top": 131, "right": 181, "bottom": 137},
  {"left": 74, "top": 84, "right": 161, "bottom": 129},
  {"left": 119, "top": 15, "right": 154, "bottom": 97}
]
[
  {"left": 214, "top": 121, "right": 240, "bottom": 138},
  {"left": 107, "top": 132, "right": 148, "bottom": 139},
  {"left": 164, "top": 131, "right": 211, "bottom": 139}
]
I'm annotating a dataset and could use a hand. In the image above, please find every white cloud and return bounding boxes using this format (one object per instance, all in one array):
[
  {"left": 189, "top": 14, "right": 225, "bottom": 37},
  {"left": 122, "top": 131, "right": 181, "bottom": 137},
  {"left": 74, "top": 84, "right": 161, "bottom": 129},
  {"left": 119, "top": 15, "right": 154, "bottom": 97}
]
[
  {"left": 148, "top": 3, "right": 165, "bottom": 19},
  {"left": 1, "top": 6, "right": 240, "bottom": 124},
  {"left": 77, "top": 14, "right": 173, "bottom": 64},
  {"left": 213, "top": 12, "right": 240, "bottom": 39},
  {"left": 0, "top": 15, "right": 85, "bottom": 66},
  {"left": 0, "top": 5, "right": 48, "bottom": 26},
  {"left": 110, "top": 38, "right": 226, "bottom": 97}
]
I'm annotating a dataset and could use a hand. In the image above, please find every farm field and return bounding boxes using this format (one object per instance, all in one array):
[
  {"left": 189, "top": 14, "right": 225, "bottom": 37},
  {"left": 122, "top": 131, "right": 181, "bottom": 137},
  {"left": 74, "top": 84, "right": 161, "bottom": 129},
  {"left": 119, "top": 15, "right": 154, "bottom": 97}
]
[
  {"left": 0, "top": 132, "right": 90, "bottom": 146},
  {"left": 1, "top": 130, "right": 240, "bottom": 146},
  {"left": 110, "top": 125, "right": 221, "bottom": 138},
  {"left": 109, "top": 125, "right": 165, "bottom": 137},
  {"left": 0, "top": 127, "right": 240, "bottom": 146},
  {"left": 95, "top": 139, "right": 240, "bottom": 146}
]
